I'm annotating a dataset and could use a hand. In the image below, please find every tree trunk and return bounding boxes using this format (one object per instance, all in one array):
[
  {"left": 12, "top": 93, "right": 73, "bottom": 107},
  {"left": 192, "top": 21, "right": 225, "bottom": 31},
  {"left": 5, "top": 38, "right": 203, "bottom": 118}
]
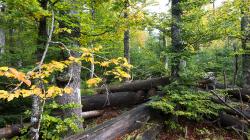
[
  {"left": 82, "top": 90, "right": 147, "bottom": 111},
  {"left": 219, "top": 113, "right": 248, "bottom": 140},
  {"left": 0, "top": 4, "right": 5, "bottom": 58},
  {"left": 124, "top": 0, "right": 130, "bottom": 64},
  {"left": 30, "top": 1, "right": 48, "bottom": 139},
  {"left": 55, "top": 7, "right": 83, "bottom": 134},
  {"left": 81, "top": 110, "right": 104, "bottom": 119},
  {"left": 171, "top": 0, "right": 183, "bottom": 78},
  {"left": 89, "top": 2, "right": 95, "bottom": 78},
  {"left": 56, "top": 59, "right": 83, "bottom": 130},
  {"left": 241, "top": 0, "right": 250, "bottom": 90},
  {"left": 96, "top": 77, "right": 170, "bottom": 93},
  {"left": 64, "top": 102, "right": 152, "bottom": 140},
  {"left": 36, "top": 0, "right": 48, "bottom": 60},
  {"left": 233, "top": 42, "right": 239, "bottom": 87},
  {"left": 0, "top": 124, "right": 22, "bottom": 139},
  {"left": 0, "top": 29, "right": 5, "bottom": 56}
]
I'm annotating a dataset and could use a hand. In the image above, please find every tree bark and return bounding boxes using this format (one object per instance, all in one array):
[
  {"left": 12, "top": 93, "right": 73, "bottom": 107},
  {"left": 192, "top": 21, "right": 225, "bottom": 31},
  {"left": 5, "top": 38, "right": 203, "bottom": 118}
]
[
  {"left": 124, "top": 0, "right": 130, "bottom": 64},
  {"left": 64, "top": 102, "right": 152, "bottom": 140},
  {"left": 30, "top": 1, "right": 48, "bottom": 139},
  {"left": 171, "top": 0, "right": 183, "bottom": 78},
  {"left": 96, "top": 77, "right": 170, "bottom": 93},
  {"left": 90, "top": 2, "right": 95, "bottom": 78},
  {"left": 0, "top": 4, "right": 4, "bottom": 57},
  {"left": 0, "top": 124, "right": 22, "bottom": 139},
  {"left": 56, "top": 60, "right": 83, "bottom": 130},
  {"left": 226, "top": 88, "right": 250, "bottom": 102},
  {"left": 0, "top": 28, "right": 5, "bottom": 56},
  {"left": 36, "top": 0, "right": 48, "bottom": 60},
  {"left": 219, "top": 113, "right": 248, "bottom": 140},
  {"left": 81, "top": 110, "right": 104, "bottom": 119},
  {"left": 55, "top": 6, "right": 83, "bottom": 133},
  {"left": 82, "top": 90, "right": 147, "bottom": 111},
  {"left": 241, "top": 0, "right": 250, "bottom": 90}
]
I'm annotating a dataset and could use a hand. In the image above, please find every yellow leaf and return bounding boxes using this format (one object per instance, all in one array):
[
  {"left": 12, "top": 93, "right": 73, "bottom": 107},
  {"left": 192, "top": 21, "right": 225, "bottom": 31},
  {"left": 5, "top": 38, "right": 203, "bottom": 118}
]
[
  {"left": 64, "top": 87, "right": 73, "bottom": 94},
  {"left": 100, "top": 61, "right": 110, "bottom": 67},
  {"left": 0, "top": 67, "right": 8, "bottom": 71},
  {"left": 47, "top": 86, "right": 62, "bottom": 98},
  {"left": 21, "top": 90, "right": 33, "bottom": 98},
  {"left": 0, "top": 90, "right": 9, "bottom": 99},
  {"left": 7, "top": 94, "right": 15, "bottom": 101},
  {"left": 86, "top": 78, "right": 102, "bottom": 87},
  {"left": 9, "top": 68, "right": 31, "bottom": 86}
]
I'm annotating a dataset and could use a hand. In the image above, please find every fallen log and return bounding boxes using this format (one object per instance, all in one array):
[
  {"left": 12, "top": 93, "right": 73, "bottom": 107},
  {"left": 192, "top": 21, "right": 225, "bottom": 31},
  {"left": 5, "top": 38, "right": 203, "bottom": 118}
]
[
  {"left": 219, "top": 113, "right": 248, "bottom": 140},
  {"left": 96, "top": 77, "right": 170, "bottom": 93},
  {"left": 81, "top": 110, "right": 104, "bottom": 119},
  {"left": 0, "top": 110, "right": 105, "bottom": 139},
  {"left": 65, "top": 102, "right": 152, "bottom": 140},
  {"left": 226, "top": 89, "right": 250, "bottom": 102},
  {"left": 82, "top": 90, "right": 148, "bottom": 111},
  {"left": 0, "top": 124, "right": 22, "bottom": 139}
]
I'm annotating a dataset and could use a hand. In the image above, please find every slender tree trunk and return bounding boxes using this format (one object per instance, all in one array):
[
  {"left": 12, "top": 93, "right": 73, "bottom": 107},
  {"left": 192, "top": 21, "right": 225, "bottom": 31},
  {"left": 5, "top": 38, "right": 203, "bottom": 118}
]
[
  {"left": 171, "top": 0, "right": 183, "bottom": 78},
  {"left": 30, "top": 1, "right": 48, "bottom": 139},
  {"left": 233, "top": 42, "right": 238, "bottom": 87},
  {"left": 90, "top": 2, "right": 95, "bottom": 78},
  {"left": 0, "top": 29, "right": 5, "bottom": 56},
  {"left": 30, "top": 91, "right": 42, "bottom": 140},
  {"left": 0, "top": 2, "right": 5, "bottom": 57},
  {"left": 36, "top": 0, "right": 48, "bottom": 60},
  {"left": 241, "top": 0, "right": 250, "bottom": 90},
  {"left": 124, "top": 0, "right": 130, "bottom": 64}
]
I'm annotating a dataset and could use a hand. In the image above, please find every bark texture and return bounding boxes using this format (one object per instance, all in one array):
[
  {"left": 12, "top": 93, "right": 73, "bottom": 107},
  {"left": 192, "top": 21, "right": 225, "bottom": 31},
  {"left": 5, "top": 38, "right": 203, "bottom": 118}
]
[
  {"left": 0, "top": 29, "right": 5, "bottom": 55},
  {"left": 82, "top": 90, "right": 147, "bottom": 111},
  {"left": 30, "top": 94, "right": 42, "bottom": 140},
  {"left": 30, "top": 1, "right": 48, "bottom": 139},
  {"left": 124, "top": 0, "right": 130, "bottom": 64},
  {"left": 64, "top": 103, "right": 151, "bottom": 140},
  {"left": 36, "top": 0, "right": 48, "bottom": 60},
  {"left": 0, "top": 124, "right": 22, "bottom": 139},
  {"left": 171, "top": 0, "right": 183, "bottom": 77},
  {"left": 96, "top": 77, "right": 170, "bottom": 93},
  {"left": 81, "top": 110, "right": 104, "bottom": 119},
  {"left": 56, "top": 61, "right": 83, "bottom": 130},
  {"left": 0, "top": 3, "right": 5, "bottom": 56}
]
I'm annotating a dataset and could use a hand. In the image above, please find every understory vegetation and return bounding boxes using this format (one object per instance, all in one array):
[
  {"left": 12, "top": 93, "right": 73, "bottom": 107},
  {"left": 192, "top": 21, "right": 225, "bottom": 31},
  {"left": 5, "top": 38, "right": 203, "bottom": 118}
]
[{"left": 0, "top": 0, "right": 249, "bottom": 140}]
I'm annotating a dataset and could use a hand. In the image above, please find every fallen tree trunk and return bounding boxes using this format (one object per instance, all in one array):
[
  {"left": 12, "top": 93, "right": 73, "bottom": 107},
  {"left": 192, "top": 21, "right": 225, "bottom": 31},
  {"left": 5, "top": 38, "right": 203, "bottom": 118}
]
[
  {"left": 226, "top": 89, "right": 250, "bottom": 102},
  {"left": 65, "top": 102, "right": 152, "bottom": 140},
  {"left": 0, "top": 124, "right": 22, "bottom": 139},
  {"left": 81, "top": 110, "right": 104, "bottom": 119},
  {"left": 0, "top": 110, "right": 105, "bottom": 139},
  {"left": 96, "top": 77, "right": 170, "bottom": 93},
  {"left": 219, "top": 113, "right": 248, "bottom": 140},
  {"left": 82, "top": 90, "right": 148, "bottom": 111}
]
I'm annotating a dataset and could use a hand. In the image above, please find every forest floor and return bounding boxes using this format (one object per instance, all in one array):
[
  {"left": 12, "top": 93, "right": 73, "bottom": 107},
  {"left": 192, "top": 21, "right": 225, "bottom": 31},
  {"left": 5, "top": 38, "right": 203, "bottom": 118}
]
[{"left": 83, "top": 107, "right": 241, "bottom": 140}]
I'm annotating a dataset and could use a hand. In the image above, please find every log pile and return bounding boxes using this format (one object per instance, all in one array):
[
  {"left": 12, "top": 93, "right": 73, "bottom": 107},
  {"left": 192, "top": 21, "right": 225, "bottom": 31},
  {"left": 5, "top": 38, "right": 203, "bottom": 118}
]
[
  {"left": 96, "top": 77, "right": 170, "bottom": 93},
  {"left": 1, "top": 76, "right": 249, "bottom": 140}
]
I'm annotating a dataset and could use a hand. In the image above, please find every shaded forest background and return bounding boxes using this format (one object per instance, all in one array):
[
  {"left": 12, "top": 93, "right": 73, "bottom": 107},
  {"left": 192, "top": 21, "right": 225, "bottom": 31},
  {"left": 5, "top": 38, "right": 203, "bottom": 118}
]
[{"left": 0, "top": 0, "right": 249, "bottom": 139}]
